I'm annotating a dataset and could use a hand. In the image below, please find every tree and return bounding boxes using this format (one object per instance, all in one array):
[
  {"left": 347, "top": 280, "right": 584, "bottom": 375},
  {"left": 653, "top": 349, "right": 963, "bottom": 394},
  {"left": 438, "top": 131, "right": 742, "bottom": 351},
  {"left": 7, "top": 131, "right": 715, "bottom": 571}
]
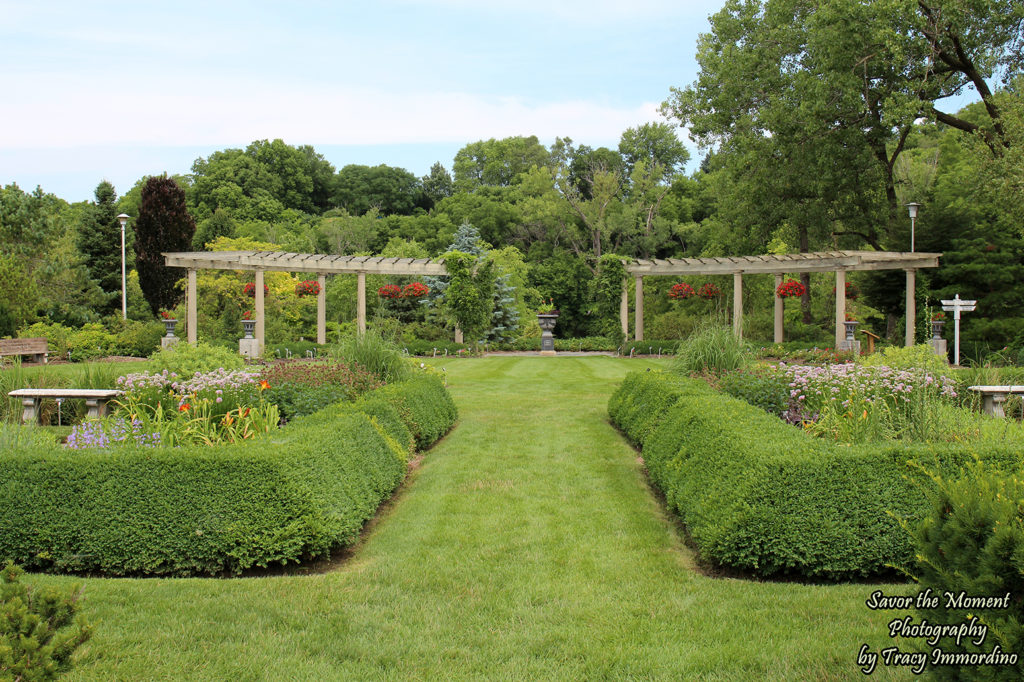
[
  {"left": 618, "top": 122, "right": 690, "bottom": 181},
  {"left": 331, "top": 164, "right": 422, "bottom": 216},
  {"left": 453, "top": 136, "right": 551, "bottom": 191},
  {"left": 420, "top": 162, "right": 454, "bottom": 208},
  {"left": 192, "top": 208, "right": 236, "bottom": 250},
  {"left": 135, "top": 176, "right": 196, "bottom": 314},
  {"left": 75, "top": 181, "right": 121, "bottom": 315}
]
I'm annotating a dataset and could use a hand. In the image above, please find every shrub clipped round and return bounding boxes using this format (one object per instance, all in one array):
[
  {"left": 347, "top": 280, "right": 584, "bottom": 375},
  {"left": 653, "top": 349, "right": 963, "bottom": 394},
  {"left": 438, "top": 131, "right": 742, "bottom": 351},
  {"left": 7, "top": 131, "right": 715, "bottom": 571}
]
[{"left": 148, "top": 341, "right": 245, "bottom": 375}]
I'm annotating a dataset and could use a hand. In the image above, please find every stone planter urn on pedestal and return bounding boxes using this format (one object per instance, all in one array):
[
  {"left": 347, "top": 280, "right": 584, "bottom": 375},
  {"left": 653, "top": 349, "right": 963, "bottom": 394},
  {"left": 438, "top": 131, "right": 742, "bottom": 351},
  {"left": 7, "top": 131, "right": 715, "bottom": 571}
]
[
  {"left": 242, "top": 319, "right": 256, "bottom": 339},
  {"left": 931, "top": 320, "right": 945, "bottom": 341},
  {"left": 839, "top": 320, "right": 861, "bottom": 354},
  {"left": 239, "top": 318, "right": 260, "bottom": 359},
  {"left": 930, "top": 319, "right": 948, "bottom": 358},
  {"left": 537, "top": 313, "right": 558, "bottom": 356},
  {"left": 160, "top": 319, "right": 179, "bottom": 349}
]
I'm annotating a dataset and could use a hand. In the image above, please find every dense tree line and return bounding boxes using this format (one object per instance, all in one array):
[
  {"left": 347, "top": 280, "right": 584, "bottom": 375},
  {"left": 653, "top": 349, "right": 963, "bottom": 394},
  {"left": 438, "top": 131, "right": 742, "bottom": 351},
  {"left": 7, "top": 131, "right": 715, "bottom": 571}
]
[{"left": 0, "top": 1, "right": 1020, "bottom": 357}]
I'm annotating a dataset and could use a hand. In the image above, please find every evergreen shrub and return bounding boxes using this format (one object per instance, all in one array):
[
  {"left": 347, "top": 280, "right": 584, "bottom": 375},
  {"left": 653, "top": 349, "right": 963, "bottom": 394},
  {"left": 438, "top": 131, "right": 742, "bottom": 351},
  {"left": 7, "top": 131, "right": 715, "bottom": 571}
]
[
  {"left": 910, "top": 463, "right": 1024, "bottom": 680},
  {"left": 608, "top": 370, "right": 1023, "bottom": 579},
  {"left": 0, "top": 377, "right": 456, "bottom": 576}
]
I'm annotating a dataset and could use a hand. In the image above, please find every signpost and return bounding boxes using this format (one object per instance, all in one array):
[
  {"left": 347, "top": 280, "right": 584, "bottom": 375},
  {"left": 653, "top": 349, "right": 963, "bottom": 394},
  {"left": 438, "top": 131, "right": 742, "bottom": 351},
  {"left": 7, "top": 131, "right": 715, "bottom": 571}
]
[{"left": 940, "top": 294, "right": 976, "bottom": 366}]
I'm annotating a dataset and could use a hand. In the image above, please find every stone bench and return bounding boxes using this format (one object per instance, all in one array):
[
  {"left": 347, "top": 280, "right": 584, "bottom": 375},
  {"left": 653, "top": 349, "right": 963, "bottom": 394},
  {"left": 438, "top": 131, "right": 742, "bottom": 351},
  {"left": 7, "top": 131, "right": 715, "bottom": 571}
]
[
  {"left": 7, "top": 388, "right": 123, "bottom": 425},
  {"left": 967, "top": 385, "right": 1024, "bottom": 418},
  {"left": 0, "top": 337, "right": 48, "bottom": 364}
]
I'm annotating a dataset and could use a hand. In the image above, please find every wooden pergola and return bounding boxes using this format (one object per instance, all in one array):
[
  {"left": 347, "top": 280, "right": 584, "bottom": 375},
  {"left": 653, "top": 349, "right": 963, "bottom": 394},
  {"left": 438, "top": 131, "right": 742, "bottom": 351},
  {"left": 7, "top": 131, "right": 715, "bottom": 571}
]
[
  {"left": 163, "top": 251, "right": 447, "bottom": 351},
  {"left": 623, "top": 250, "right": 941, "bottom": 347}
]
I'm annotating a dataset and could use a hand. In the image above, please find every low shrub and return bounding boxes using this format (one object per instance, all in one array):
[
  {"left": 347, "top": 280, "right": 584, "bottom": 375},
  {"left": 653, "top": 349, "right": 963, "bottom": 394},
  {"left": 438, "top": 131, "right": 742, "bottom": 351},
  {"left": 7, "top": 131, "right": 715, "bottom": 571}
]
[
  {"left": 262, "top": 359, "right": 382, "bottom": 421},
  {"left": 148, "top": 341, "right": 245, "bottom": 375},
  {"left": 719, "top": 367, "right": 790, "bottom": 415},
  {"left": 608, "top": 370, "right": 1023, "bottom": 580},
  {"left": 66, "top": 323, "right": 118, "bottom": 362},
  {"left": 0, "top": 562, "right": 93, "bottom": 679},
  {"left": 0, "top": 377, "right": 456, "bottom": 576},
  {"left": 861, "top": 342, "right": 950, "bottom": 375},
  {"left": 110, "top": 320, "right": 164, "bottom": 358},
  {"left": 910, "top": 462, "right": 1024, "bottom": 680}
]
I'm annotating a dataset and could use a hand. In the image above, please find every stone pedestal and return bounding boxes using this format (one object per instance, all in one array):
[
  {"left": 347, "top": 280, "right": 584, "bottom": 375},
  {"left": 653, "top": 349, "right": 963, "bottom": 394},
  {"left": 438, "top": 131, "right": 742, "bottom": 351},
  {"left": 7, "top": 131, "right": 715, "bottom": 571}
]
[
  {"left": 239, "top": 337, "right": 261, "bottom": 359},
  {"left": 838, "top": 320, "right": 861, "bottom": 354},
  {"left": 931, "top": 338, "right": 947, "bottom": 357},
  {"left": 538, "top": 314, "right": 558, "bottom": 356},
  {"left": 161, "top": 336, "right": 179, "bottom": 350}
]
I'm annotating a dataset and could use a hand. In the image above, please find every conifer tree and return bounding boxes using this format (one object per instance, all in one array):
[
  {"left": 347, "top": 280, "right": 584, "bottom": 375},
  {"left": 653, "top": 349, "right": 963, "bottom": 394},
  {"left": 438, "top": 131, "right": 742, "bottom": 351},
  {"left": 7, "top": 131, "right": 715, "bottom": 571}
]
[{"left": 75, "top": 181, "right": 121, "bottom": 315}]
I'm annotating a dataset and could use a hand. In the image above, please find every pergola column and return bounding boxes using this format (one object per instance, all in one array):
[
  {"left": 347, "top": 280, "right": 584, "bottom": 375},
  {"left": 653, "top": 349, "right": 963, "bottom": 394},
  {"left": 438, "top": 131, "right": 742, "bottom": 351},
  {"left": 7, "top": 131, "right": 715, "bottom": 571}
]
[
  {"left": 774, "top": 273, "right": 783, "bottom": 344},
  {"left": 620, "top": 277, "right": 629, "bottom": 338},
  {"left": 357, "top": 272, "right": 366, "bottom": 336},
  {"left": 835, "top": 269, "right": 847, "bottom": 348},
  {"left": 634, "top": 275, "right": 644, "bottom": 341},
  {"left": 733, "top": 272, "right": 743, "bottom": 339},
  {"left": 186, "top": 268, "right": 197, "bottom": 344},
  {"left": 254, "top": 269, "right": 265, "bottom": 353},
  {"left": 316, "top": 273, "right": 326, "bottom": 345},
  {"left": 905, "top": 268, "right": 916, "bottom": 347}
]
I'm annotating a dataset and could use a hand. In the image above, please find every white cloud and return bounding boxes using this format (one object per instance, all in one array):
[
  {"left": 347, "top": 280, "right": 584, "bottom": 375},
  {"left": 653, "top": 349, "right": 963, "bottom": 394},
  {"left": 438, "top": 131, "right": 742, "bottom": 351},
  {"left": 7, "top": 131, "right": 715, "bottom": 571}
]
[{"left": 2, "top": 74, "right": 663, "bottom": 149}]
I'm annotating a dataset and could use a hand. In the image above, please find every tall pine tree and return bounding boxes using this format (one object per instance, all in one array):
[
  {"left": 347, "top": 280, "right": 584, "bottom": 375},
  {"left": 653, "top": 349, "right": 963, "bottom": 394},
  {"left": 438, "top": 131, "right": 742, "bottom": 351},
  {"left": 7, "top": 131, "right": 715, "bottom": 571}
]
[
  {"left": 75, "top": 181, "right": 121, "bottom": 316},
  {"left": 135, "top": 176, "right": 196, "bottom": 314}
]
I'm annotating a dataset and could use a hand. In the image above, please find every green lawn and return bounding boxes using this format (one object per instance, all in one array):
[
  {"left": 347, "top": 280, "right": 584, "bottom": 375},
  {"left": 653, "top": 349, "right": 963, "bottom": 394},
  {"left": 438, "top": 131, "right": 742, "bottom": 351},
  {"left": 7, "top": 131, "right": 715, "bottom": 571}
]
[{"left": 39, "top": 356, "right": 913, "bottom": 680}]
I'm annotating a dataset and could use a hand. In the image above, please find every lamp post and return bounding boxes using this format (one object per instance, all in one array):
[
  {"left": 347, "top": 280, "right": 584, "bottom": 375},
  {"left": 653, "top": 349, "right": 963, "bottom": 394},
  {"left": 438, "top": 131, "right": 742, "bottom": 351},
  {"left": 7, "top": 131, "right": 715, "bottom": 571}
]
[
  {"left": 906, "top": 202, "right": 921, "bottom": 253},
  {"left": 117, "top": 213, "right": 129, "bottom": 319}
]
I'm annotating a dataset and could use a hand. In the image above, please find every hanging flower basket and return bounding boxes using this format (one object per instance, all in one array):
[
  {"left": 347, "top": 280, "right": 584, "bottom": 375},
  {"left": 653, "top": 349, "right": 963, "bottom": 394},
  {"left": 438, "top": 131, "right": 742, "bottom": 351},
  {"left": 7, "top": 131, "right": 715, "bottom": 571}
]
[
  {"left": 668, "top": 282, "right": 695, "bottom": 300},
  {"left": 697, "top": 283, "right": 721, "bottom": 299},
  {"left": 378, "top": 284, "right": 402, "bottom": 299},
  {"left": 776, "top": 279, "right": 806, "bottom": 298},
  {"left": 832, "top": 282, "right": 859, "bottom": 300},
  {"left": 243, "top": 283, "right": 269, "bottom": 298},
  {"left": 295, "top": 280, "right": 321, "bottom": 297},
  {"left": 402, "top": 282, "right": 429, "bottom": 299}
]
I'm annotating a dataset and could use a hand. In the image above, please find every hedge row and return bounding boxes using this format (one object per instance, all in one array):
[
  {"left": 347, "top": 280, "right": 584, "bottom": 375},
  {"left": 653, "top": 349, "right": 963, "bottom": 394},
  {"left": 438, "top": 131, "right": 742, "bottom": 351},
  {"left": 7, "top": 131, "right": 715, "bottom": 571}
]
[
  {"left": 0, "top": 376, "right": 457, "bottom": 576},
  {"left": 609, "top": 370, "right": 1023, "bottom": 580}
]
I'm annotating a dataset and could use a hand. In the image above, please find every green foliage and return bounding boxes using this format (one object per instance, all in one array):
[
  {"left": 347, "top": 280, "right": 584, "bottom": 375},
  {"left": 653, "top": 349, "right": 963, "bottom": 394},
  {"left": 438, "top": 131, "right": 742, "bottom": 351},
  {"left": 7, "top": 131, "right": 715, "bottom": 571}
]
[
  {"left": 262, "top": 359, "right": 382, "bottom": 421},
  {"left": 672, "top": 323, "right": 751, "bottom": 374},
  {"left": 719, "top": 367, "right": 790, "bottom": 415},
  {"left": 66, "top": 323, "right": 118, "bottom": 362},
  {"left": 595, "top": 254, "right": 627, "bottom": 342},
  {"left": 0, "top": 562, "right": 92, "bottom": 680},
  {"left": 442, "top": 250, "right": 495, "bottom": 343},
  {"left": 148, "top": 341, "right": 245, "bottom": 375},
  {"left": 75, "top": 181, "right": 122, "bottom": 316},
  {"left": 860, "top": 342, "right": 950, "bottom": 374},
  {"left": 910, "top": 462, "right": 1024, "bottom": 680},
  {"left": 331, "top": 164, "right": 423, "bottom": 216},
  {"left": 134, "top": 176, "right": 196, "bottom": 314},
  {"left": 331, "top": 328, "right": 411, "bottom": 384},
  {"left": 453, "top": 136, "right": 551, "bottom": 191},
  {"left": 0, "top": 377, "right": 456, "bottom": 576},
  {"left": 609, "top": 370, "right": 1024, "bottom": 579}
]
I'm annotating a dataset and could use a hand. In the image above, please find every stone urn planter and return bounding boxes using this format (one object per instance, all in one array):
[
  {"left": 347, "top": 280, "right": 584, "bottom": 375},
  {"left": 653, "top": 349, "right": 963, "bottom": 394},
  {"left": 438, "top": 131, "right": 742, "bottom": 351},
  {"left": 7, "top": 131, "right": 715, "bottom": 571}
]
[
  {"left": 843, "top": 320, "right": 858, "bottom": 342},
  {"left": 931, "top": 319, "right": 945, "bottom": 341},
  {"left": 537, "top": 313, "right": 558, "bottom": 355},
  {"left": 163, "top": 319, "right": 177, "bottom": 338},
  {"left": 242, "top": 319, "right": 256, "bottom": 339}
]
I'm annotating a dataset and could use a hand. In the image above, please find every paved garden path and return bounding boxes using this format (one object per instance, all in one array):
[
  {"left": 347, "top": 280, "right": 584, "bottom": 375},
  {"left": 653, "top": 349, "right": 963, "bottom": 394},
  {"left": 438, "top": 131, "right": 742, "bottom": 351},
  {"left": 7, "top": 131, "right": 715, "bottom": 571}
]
[{"left": 60, "top": 357, "right": 911, "bottom": 681}]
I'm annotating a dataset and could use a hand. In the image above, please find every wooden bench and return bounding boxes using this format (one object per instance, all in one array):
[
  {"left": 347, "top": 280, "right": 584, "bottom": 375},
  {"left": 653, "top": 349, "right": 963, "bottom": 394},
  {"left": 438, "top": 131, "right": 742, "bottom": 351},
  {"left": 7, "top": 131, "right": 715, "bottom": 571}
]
[
  {"left": 0, "top": 337, "right": 48, "bottom": 364},
  {"left": 7, "top": 388, "right": 123, "bottom": 425},
  {"left": 967, "top": 385, "right": 1024, "bottom": 418}
]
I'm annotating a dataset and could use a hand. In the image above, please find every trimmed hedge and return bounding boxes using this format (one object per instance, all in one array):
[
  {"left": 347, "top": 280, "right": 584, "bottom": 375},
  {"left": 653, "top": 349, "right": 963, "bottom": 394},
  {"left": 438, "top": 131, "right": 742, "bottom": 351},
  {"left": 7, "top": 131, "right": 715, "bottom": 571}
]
[
  {"left": 609, "top": 370, "right": 1023, "bottom": 580},
  {"left": 0, "top": 376, "right": 456, "bottom": 576}
]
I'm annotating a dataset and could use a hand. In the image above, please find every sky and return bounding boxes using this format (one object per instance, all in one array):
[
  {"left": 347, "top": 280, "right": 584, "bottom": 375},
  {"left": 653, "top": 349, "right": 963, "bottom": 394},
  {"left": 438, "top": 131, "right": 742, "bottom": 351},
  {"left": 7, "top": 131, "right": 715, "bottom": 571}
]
[{"left": 1, "top": 0, "right": 724, "bottom": 203}]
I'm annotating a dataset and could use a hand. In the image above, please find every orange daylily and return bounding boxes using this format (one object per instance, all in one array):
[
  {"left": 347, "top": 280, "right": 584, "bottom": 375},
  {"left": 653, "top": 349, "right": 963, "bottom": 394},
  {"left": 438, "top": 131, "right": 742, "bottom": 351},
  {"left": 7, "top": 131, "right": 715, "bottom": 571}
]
[
  {"left": 259, "top": 380, "right": 270, "bottom": 391},
  {"left": 179, "top": 403, "right": 191, "bottom": 412}
]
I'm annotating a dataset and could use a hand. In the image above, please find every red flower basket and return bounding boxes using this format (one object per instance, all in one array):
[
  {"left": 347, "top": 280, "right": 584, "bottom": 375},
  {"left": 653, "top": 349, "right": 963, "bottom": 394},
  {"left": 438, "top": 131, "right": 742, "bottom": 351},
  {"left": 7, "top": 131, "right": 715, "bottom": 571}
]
[
  {"left": 295, "top": 280, "right": 321, "bottom": 297},
  {"left": 402, "top": 282, "right": 429, "bottom": 298},
  {"left": 776, "top": 279, "right": 806, "bottom": 298},
  {"left": 668, "top": 282, "right": 695, "bottom": 300},
  {"left": 243, "top": 282, "right": 269, "bottom": 298},
  {"left": 378, "top": 284, "right": 402, "bottom": 299},
  {"left": 832, "top": 282, "right": 859, "bottom": 300},
  {"left": 697, "top": 283, "right": 721, "bottom": 299}
]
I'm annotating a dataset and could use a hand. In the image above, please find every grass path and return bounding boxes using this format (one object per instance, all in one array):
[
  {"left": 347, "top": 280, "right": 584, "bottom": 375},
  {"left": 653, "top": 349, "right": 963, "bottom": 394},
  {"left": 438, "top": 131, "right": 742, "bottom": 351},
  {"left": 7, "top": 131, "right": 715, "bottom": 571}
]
[{"left": 49, "top": 357, "right": 913, "bottom": 680}]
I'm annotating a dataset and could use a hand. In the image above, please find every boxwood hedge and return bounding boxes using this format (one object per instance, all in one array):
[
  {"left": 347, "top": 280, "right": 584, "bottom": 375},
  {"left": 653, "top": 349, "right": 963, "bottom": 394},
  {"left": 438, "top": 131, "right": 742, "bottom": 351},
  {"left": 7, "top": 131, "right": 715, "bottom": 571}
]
[
  {"left": 609, "top": 370, "right": 1023, "bottom": 580},
  {"left": 0, "top": 376, "right": 456, "bottom": 576}
]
